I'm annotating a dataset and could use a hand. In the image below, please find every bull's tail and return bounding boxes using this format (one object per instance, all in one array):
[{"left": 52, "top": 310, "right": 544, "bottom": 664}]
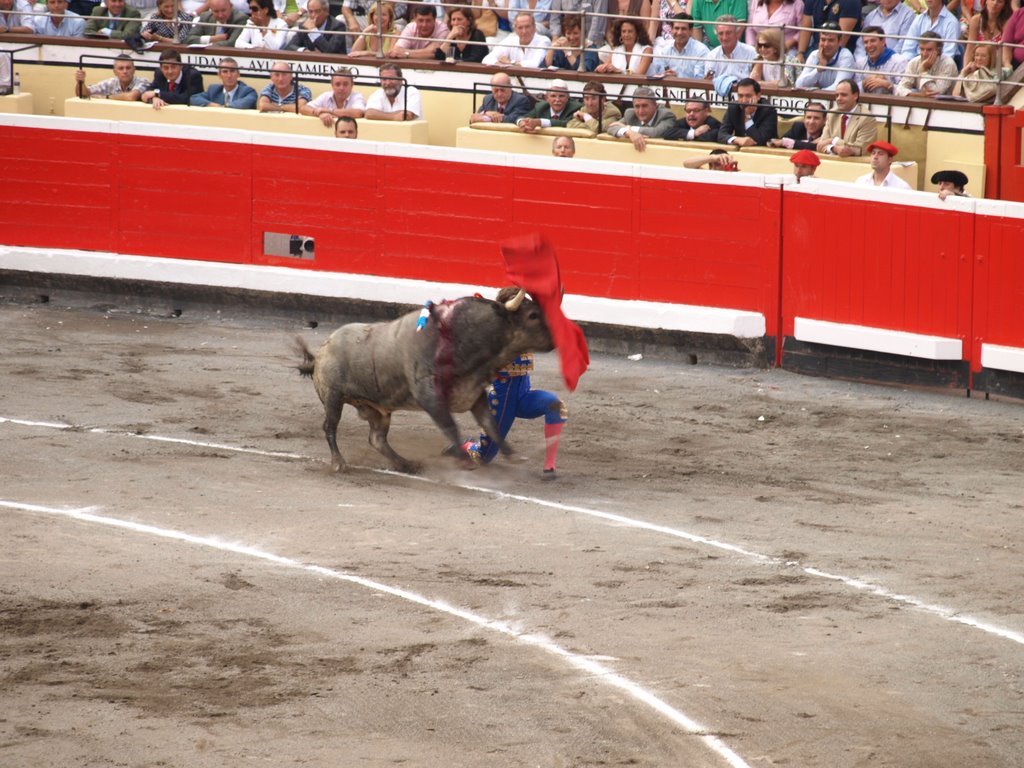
[{"left": 293, "top": 336, "right": 317, "bottom": 378}]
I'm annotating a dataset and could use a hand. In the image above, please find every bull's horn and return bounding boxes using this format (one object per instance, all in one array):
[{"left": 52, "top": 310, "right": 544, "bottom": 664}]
[{"left": 504, "top": 289, "right": 526, "bottom": 312}]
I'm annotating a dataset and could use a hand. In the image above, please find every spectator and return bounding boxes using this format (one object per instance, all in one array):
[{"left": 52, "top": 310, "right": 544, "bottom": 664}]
[
  {"left": 953, "top": 43, "right": 999, "bottom": 101},
  {"left": 565, "top": 80, "right": 622, "bottom": 134},
  {"left": 545, "top": 13, "right": 600, "bottom": 71},
  {"left": 185, "top": 0, "right": 247, "bottom": 45},
  {"left": 683, "top": 148, "right": 739, "bottom": 170},
  {"left": 1003, "top": 6, "right": 1024, "bottom": 73},
  {"left": 895, "top": 32, "right": 958, "bottom": 96},
  {"left": 717, "top": 77, "right": 777, "bottom": 146},
  {"left": 74, "top": 53, "right": 149, "bottom": 100},
  {"left": 855, "top": 25, "right": 909, "bottom": 94},
  {"left": 703, "top": 16, "right": 757, "bottom": 81},
  {"left": 604, "top": 0, "right": 652, "bottom": 46},
  {"left": 595, "top": 18, "right": 654, "bottom": 74},
  {"left": 663, "top": 97, "right": 721, "bottom": 141},
  {"left": 857, "top": 0, "right": 915, "bottom": 58},
  {"left": 483, "top": 12, "right": 551, "bottom": 67},
  {"left": 285, "top": 0, "right": 348, "bottom": 53},
  {"left": 855, "top": 140, "right": 912, "bottom": 189},
  {"left": 789, "top": 148, "right": 819, "bottom": 182},
  {"left": 142, "top": 49, "right": 204, "bottom": 109},
  {"left": 470, "top": 71, "right": 532, "bottom": 124},
  {"left": 190, "top": 57, "right": 257, "bottom": 108},
  {"left": 516, "top": 79, "right": 582, "bottom": 131},
  {"left": 339, "top": 0, "right": 367, "bottom": 33},
  {"left": 235, "top": 0, "right": 289, "bottom": 49},
  {"left": 769, "top": 101, "right": 826, "bottom": 150},
  {"left": 335, "top": 115, "right": 358, "bottom": 138},
  {"left": 0, "top": 0, "right": 34, "bottom": 34},
  {"left": 365, "top": 62, "right": 422, "bottom": 120},
  {"left": 746, "top": 0, "right": 804, "bottom": 52},
  {"left": 31, "top": 0, "right": 86, "bottom": 36},
  {"left": 258, "top": 61, "right": 312, "bottom": 112},
  {"left": 435, "top": 5, "right": 487, "bottom": 63},
  {"left": 141, "top": 0, "right": 191, "bottom": 44},
  {"left": 549, "top": 0, "right": 607, "bottom": 47},
  {"left": 901, "top": 0, "right": 961, "bottom": 59},
  {"left": 276, "top": 0, "right": 308, "bottom": 27},
  {"left": 391, "top": 2, "right": 447, "bottom": 59},
  {"left": 507, "top": 0, "right": 555, "bottom": 37},
  {"left": 750, "top": 26, "right": 798, "bottom": 87},
  {"left": 932, "top": 169, "right": 969, "bottom": 198},
  {"left": 965, "top": 0, "right": 1012, "bottom": 65},
  {"left": 84, "top": 0, "right": 141, "bottom": 39},
  {"left": 605, "top": 85, "right": 675, "bottom": 151},
  {"left": 348, "top": 1, "right": 397, "bottom": 56},
  {"left": 689, "top": 0, "right": 746, "bottom": 48},
  {"left": 650, "top": 12, "right": 709, "bottom": 78},
  {"left": 816, "top": 78, "right": 877, "bottom": 156},
  {"left": 301, "top": 66, "right": 367, "bottom": 125},
  {"left": 796, "top": 0, "right": 860, "bottom": 59},
  {"left": 552, "top": 135, "right": 576, "bottom": 156},
  {"left": 795, "top": 23, "right": 855, "bottom": 89}
]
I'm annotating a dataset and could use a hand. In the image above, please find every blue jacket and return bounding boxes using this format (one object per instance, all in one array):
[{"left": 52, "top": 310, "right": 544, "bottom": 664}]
[{"left": 190, "top": 81, "right": 258, "bottom": 109}]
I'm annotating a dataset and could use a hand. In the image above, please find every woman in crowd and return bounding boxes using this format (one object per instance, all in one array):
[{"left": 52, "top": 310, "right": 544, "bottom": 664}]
[
  {"left": 545, "top": 13, "right": 601, "bottom": 70},
  {"left": 965, "top": 0, "right": 1013, "bottom": 63},
  {"left": 749, "top": 26, "right": 798, "bottom": 86},
  {"left": 745, "top": 0, "right": 804, "bottom": 51},
  {"left": 141, "top": 0, "right": 192, "bottom": 44},
  {"left": 1001, "top": 4, "right": 1024, "bottom": 72},
  {"left": 595, "top": 17, "right": 654, "bottom": 74},
  {"left": 434, "top": 5, "right": 488, "bottom": 62},
  {"left": 954, "top": 42, "right": 999, "bottom": 101},
  {"left": 349, "top": 1, "right": 398, "bottom": 56},
  {"left": 235, "top": 0, "right": 290, "bottom": 49},
  {"left": 607, "top": 0, "right": 650, "bottom": 45}
]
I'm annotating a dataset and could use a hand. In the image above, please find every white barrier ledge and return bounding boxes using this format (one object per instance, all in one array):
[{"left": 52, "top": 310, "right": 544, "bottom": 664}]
[
  {"left": 981, "top": 343, "right": 1024, "bottom": 374},
  {"left": 0, "top": 246, "right": 765, "bottom": 338},
  {"left": 794, "top": 317, "right": 963, "bottom": 360}
]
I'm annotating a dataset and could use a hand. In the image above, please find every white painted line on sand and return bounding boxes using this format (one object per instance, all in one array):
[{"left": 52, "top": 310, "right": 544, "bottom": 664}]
[
  {"left": 4, "top": 415, "right": 1023, "bottom": 648},
  {"left": 0, "top": 498, "right": 751, "bottom": 768}
]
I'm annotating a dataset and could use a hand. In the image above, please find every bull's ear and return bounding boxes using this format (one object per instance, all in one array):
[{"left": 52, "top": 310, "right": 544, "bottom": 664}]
[{"left": 504, "top": 289, "right": 526, "bottom": 312}]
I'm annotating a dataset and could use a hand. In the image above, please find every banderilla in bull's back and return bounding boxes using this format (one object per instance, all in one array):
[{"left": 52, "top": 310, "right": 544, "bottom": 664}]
[{"left": 294, "top": 290, "right": 553, "bottom": 474}]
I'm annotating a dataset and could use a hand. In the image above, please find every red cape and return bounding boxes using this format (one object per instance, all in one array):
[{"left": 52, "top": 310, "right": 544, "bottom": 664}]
[{"left": 500, "top": 233, "right": 589, "bottom": 392}]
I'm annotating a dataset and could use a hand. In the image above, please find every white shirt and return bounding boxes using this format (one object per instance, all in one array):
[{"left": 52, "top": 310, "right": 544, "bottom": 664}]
[
  {"left": 703, "top": 41, "right": 756, "bottom": 79},
  {"left": 308, "top": 89, "right": 368, "bottom": 112},
  {"left": 234, "top": 18, "right": 290, "bottom": 49},
  {"left": 482, "top": 32, "right": 551, "bottom": 68},
  {"left": 855, "top": 170, "right": 912, "bottom": 190},
  {"left": 367, "top": 85, "right": 422, "bottom": 118}
]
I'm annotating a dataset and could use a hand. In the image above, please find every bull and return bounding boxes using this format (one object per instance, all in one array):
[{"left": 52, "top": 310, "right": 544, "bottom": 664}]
[{"left": 295, "top": 289, "right": 554, "bottom": 474}]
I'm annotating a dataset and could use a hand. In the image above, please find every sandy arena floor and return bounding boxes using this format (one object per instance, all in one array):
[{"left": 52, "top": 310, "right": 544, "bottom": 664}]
[{"left": 1, "top": 299, "right": 1022, "bottom": 768}]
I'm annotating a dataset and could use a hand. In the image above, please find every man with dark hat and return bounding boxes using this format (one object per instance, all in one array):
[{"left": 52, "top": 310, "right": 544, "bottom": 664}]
[
  {"left": 789, "top": 149, "right": 820, "bottom": 183},
  {"left": 932, "top": 170, "right": 969, "bottom": 199},
  {"left": 855, "top": 140, "right": 911, "bottom": 189}
]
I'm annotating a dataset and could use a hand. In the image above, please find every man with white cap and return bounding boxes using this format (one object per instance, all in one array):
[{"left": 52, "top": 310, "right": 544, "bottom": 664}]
[
  {"left": 516, "top": 79, "right": 582, "bottom": 132},
  {"left": 605, "top": 86, "right": 676, "bottom": 152},
  {"left": 855, "top": 141, "right": 912, "bottom": 189}
]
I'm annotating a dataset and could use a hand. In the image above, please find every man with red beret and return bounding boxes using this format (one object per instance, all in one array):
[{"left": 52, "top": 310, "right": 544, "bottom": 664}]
[
  {"left": 789, "top": 149, "right": 820, "bottom": 182},
  {"left": 855, "top": 140, "right": 911, "bottom": 189}
]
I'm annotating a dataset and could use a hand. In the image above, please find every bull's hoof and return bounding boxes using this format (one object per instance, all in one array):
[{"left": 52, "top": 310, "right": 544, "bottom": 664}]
[{"left": 331, "top": 461, "right": 347, "bottom": 474}]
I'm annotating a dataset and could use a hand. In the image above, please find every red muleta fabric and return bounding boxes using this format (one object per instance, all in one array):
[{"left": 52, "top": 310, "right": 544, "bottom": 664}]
[{"left": 500, "top": 233, "right": 590, "bottom": 392}]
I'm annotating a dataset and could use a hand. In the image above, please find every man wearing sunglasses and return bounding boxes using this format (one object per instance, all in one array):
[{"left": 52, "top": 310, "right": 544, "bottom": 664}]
[{"left": 190, "top": 57, "right": 257, "bottom": 109}]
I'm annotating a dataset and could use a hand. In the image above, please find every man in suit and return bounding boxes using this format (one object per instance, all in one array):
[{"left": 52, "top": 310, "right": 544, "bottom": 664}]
[
  {"left": 516, "top": 80, "right": 582, "bottom": 132},
  {"left": 190, "top": 57, "right": 257, "bottom": 108},
  {"left": 142, "top": 49, "right": 204, "bottom": 109},
  {"left": 664, "top": 98, "right": 722, "bottom": 142},
  {"left": 469, "top": 72, "right": 531, "bottom": 125},
  {"left": 816, "top": 78, "right": 877, "bottom": 157},
  {"left": 717, "top": 77, "right": 778, "bottom": 147},
  {"left": 84, "top": 0, "right": 141, "bottom": 39},
  {"left": 770, "top": 101, "right": 826, "bottom": 151},
  {"left": 606, "top": 85, "right": 677, "bottom": 152},
  {"left": 285, "top": 0, "right": 347, "bottom": 54},
  {"left": 185, "top": 0, "right": 247, "bottom": 47}
]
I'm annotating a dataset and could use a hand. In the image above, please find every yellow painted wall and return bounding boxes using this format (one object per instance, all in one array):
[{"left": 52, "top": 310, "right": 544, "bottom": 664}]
[{"left": 924, "top": 130, "right": 986, "bottom": 198}]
